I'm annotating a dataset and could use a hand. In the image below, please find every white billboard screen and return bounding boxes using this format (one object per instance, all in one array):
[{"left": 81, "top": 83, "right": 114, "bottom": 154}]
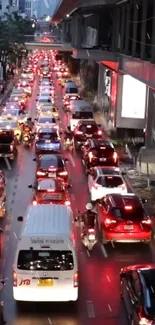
[{"left": 121, "top": 75, "right": 146, "bottom": 119}]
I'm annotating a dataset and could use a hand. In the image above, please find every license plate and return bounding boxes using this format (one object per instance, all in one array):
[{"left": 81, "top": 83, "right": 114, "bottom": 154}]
[
  {"left": 45, "top": 140, "right": 50, "bottom": 144},
  {"left": 48, "top": 172, "right": 56, "bottom": 177},
  {"left": 124, "top": 225, "right": 133, "bottom": 230},
  {"left": 100, "top": 158, "right": 106, "bottom": 161},
  {"left": 38, "top": 279, "right": 54, "bottom": 287}
]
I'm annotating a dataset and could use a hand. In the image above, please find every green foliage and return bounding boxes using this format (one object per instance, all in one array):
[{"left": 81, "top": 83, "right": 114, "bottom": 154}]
[{"left": 0, "top": 11, "right": 36, "bottom": 64}]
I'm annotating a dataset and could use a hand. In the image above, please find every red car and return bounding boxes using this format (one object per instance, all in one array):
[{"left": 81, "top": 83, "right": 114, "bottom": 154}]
[
  {"left": 34, "top": 154, "right": 69, "bottom": 184},
  {"left": 28, "top": 178, "right": 71, "bottom": 206},
  {"left": 97, "top": 193, "right": 152, "bottom": 244}
]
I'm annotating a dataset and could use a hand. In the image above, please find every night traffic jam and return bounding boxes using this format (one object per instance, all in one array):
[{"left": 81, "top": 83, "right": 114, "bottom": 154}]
[{"left": 0, "top": 50, "right": 154, "bottom": 325}]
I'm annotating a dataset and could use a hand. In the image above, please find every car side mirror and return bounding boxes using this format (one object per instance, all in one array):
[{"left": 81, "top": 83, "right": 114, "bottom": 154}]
[
  {"left": 33, "top": 158, "right": 36, "bottom": 161},
  {"left": 66, "top": 184, "right": 72, "bottom": 189},
  {"left": 122, "top": 172, "right": 126, "bottom": 176},
  {"left": 28, "top": 184, "right": 33, "bottom": 188},
  {"left": 74, "top": 217, "right": 78, "bottom": 222},
  {"left": 65, "top": 158, "right": 68, "bottom": 162},
  {"left": 141, "top": 198, "right": 148, "bottom": 203},
  {"left": 17, "top": 216, "right": 23, "bottom": 222}
]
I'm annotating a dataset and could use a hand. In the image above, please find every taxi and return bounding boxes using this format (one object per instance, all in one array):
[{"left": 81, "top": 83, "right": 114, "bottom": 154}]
[
  {"left": 9, "top": 93, "right": 28, "bottom": 110},
  {"left": 0, "top": 117, "right": 22, "bottom": 141},
  {"left": 17, "top": 80, "right": 32, "bottom": 96},
  {"left": 38, "top": 105, "right": 59, "bottom": 117},
  {"left": 28, "top": 178, "right": 71, "bottom": 206}
]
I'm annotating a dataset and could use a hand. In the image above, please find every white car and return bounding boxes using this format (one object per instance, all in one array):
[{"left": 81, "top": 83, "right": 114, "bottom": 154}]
[
  {"left": 35, "top": 116, "right": 58, "bottom": 132},
  {"left": 88, "top": 166, "right": 127, "bottom": 202},
  {"left": 2, "top": 109, "right": 27, "bottom": 123},
  {"left": 36, "top": 96, "right": 52, "bottom": 110}
]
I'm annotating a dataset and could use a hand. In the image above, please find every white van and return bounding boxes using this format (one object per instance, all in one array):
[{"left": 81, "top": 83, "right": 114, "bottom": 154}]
[
  {"left": 69, "top": 99, "right": 93, "bottom": 131},
  {"left": 13, "top": 204, "right": 78, "bottom": 302},
  {"left": 64, "top": 82, "right": 78, "bottom": 97}
]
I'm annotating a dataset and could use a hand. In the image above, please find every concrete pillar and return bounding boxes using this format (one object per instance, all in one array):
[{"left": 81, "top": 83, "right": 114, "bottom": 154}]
[
  {"left": 151, "top": 0, "right": 155, "bottom": 63},
  {"left": 137, "top": 87, "right": 155, "bottom": 173},
  {"left": 71, "top": 14, "right": 82, "bottom": 49},
  {"left": 120, "top": 6, "right": 126, "bottom": 52},
  {"left": 124, "top": 4, "right": 130, "bottom": 54},
  {"left": 140, "top": 0, "right": 147, "bottom": 60},
  {"left": 132, "top": 2, "right": 138, "bottom": 57},
  {"left": 145, "top": 88, "right": 155, "bottom": 149},
  {"left": 97, "top": 64, "right": 106, "bottom": 111}
]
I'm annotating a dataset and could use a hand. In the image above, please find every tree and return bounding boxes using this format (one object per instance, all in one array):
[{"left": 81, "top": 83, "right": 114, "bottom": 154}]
[{"left": 0, "top": 11, "right": 36, "bottom": 79}]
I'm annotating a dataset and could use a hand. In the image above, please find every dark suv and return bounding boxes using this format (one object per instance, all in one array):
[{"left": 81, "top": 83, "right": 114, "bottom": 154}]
[
  {"left": 120, "top": 265, "right": 155, "bottom": 325},
  {"left": 35, "top": 128, "right": 61, "bottom": 154},
  {"left": 81, "top": 139, "right": 118, "bottom": 169},
  {"left": 74, "top": 120, "right": 103, "bottom": 148},
  {"left": 0, "top": 129, "right": 17, "bottom": 160}
]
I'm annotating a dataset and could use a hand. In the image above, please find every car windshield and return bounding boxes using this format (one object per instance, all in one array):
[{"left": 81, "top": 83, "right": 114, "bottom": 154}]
[
  {"left": 39, "top": 98, "right": 51, "bottom": 103},
  {"left": 0, "top": 131, "right": 13, "bottom": 143},
  {"left": 79, "top": 123, "right": 98, "bottom": 134},
  {"left": 111, "top": 207, "right": 146, "bottom": 220},
  {"left": 73, "top": 112, "right": 93, "bottom": 119},
  {"left": 39, "top": 117, "right": 56, "bottom": 124},
  {"left": 17, "top": 250, "right": 74, "bottom": 271},
  {"left": 141, "top": 269, "right": 155, "bottom": 317},
  {"left": 41, "top": 107, "right": 55, "bottom": 113},
  {"left": 0, "top": 121, "right": 18, "bottom": 128},
  {"left": 93, "top": 147, "right": 114, "bottom": 156},
  {"left": 40, "top": 156, "right": 64, "bottom": 169},
  {"left": 3, "top": 110, "right": 17, "bottom": 116},
  {"left": 38, "top": 132, "right": 58, "bottom": 141},
  {"left": 66, "top": 88, "right": 78, "bottom": 94},
  {"left": 96, "top": 176, "right": 123, "bottom": 187}
]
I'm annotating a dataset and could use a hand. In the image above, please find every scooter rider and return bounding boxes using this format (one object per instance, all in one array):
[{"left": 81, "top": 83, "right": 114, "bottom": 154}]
[
  {"left": 81, "top": 203, "right": 96, "bottom": 229},
  {"left": 23, "top": 117, "right": 34, "bottom": 136},
  {"left": 64, "top": 126, "right": 73, "bottom": 141}
]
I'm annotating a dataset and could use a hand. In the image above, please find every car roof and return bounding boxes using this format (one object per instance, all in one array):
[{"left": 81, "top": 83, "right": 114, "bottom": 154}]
[
  {"left": 90, "top": 139, "right": 114, "bottom": 148},
  {"left": 39, "top": 154, "right": 62, "bottom": 162},
  {"left": 106, "top": 193, "right": 142, "bottom": 209},
  {"left": 78, "top": 119, "right": 96, "bottom": 125},
  {"left": 37, "top": 178, "right": 63, "bottom": 190},
  {"left": 95, "top": 166, "right": 121, "bottom": 176},
  {"left": 38, "top": 128, "right": 57, "bottom": 133}
]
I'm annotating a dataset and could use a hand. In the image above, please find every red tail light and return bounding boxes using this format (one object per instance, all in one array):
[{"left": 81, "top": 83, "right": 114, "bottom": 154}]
[
  {"left": 33, "top": 200, "right": 37, "bottom": 206},
  {"left": 59, "top": 171, "right": 68, "bottom": 176},
  {"left": 76, "top": 130, "right": 83, "bottom": 135},
  {"left": 65, "top": 200, "right": 70, "bottom": 206},
  {"left": 142, "top": 219, "right": 151, "bottom": 225},
  {"left": 88, "top": 151, "right": 94, "bottom": 162},
  {"left": 113, "top": 152, "right": 118, "bottom": 162},
  {"left": 97, "top": 130, "right": 102, "bottom": 136},
  {"left": 73, "top": 271, "right": 79, "bottom": 287},
  {"left": 105, "top": 218, "right": 116, "bottom": 226},
  {"left": 124, "top": 206, "right": 132, "bottom": 210},
  {"left": 13, "top": 270, "right": 17, "bottom": 287},
  {"left": 37, "top": 171, "right": 46, "bottom": 176}
]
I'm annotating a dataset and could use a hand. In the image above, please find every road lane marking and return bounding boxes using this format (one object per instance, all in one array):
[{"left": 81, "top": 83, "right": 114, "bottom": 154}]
[
  {"left": 86, "top": 250, "right": 90, "bottom": 257},
  {"left": 111, "top": 241, "right": 115, "bottom": 248},
  {"left": 14, "top": 232, "right": 17, "bottom": 239},
  {"left": 106, "top": 275, "right": 111, "bottom": 282},
  {"left": 48, "top": 318, "right": 52, "bottom": 324},
  {"left": 68, "top": 153, "right": 75, "bottom": 167},
  {"left": 86, "top": 300, "right": 95, "bottom": 318},
  {"left": 99, "top": 243, "right": 108, "bottom": 258},
  {"left": 108, "top": 304, "right": 112, "bottom": 312}
]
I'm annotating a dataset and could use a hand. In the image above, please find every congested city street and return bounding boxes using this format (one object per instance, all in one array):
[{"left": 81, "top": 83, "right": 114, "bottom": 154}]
[{"left": 0, "top": 50, "right": 153, "bottom": 325}]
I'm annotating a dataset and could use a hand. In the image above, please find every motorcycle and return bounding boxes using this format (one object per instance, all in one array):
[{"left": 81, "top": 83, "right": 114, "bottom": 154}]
[
  {"left": 81, "top": 227, "right": 97, "bottom": 251},
  {"left": 75, "top": 211, "right": 97, "bottom": 251},
  {"left": 23, "top": 133, "right": 31, "bottom": 147},
  {"left": 64, "top": 138, "right": 73, "bottom": 152}
]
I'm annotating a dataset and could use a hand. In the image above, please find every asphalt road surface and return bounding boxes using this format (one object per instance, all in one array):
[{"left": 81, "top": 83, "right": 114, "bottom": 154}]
[{"left": 1, "top": 71, "right": 155, "bottom": 325}]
